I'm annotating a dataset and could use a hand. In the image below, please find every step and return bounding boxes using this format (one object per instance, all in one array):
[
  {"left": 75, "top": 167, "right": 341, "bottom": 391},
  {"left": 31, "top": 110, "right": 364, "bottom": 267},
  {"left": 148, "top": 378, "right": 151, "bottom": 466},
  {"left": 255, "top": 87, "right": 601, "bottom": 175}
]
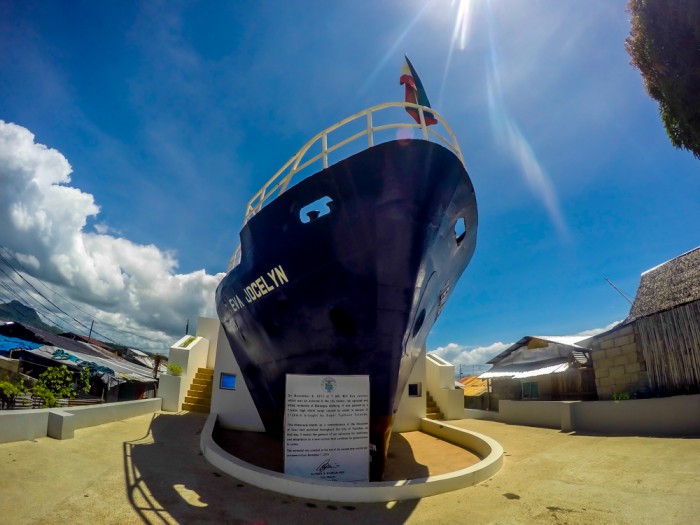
[
  {"left": 192, "top": 377, "right": 213, "bottom": 387},
  {"left": 426, "top": 400, "right": 437, "bottom": 408},
  {"left": 189, "top": 383, "right": 212, "bottom": 394},
  {"left": 196, "top": 368, "right": 214, "bottom": 376},
  {"left": 182, "top": 402, "right": 210, "bottom": 414},
  {"left": 425, "top": 412, "right": 443, "bottom": 420},
  {"left": 185, "top": 395, "right": 211, "bottom": 405},
  {"left": 185, "top": 389, "right": 211, "bottom": 400}
]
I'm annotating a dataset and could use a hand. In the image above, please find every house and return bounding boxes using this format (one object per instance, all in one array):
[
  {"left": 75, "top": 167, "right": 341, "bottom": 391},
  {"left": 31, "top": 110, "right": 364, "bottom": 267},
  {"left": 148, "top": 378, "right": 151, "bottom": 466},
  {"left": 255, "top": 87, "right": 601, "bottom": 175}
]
[
  {"left": 459, "top": 375, "right": 489, "bottom": 410},
  {"left": 480, "top": 336, "right": 596, "bottom": 404},
  {"left": 581, "top": 246, "right": 700, "bottom": 399},
  {"left": 0, "top": 322, "right": 157, "bottom": 402}
]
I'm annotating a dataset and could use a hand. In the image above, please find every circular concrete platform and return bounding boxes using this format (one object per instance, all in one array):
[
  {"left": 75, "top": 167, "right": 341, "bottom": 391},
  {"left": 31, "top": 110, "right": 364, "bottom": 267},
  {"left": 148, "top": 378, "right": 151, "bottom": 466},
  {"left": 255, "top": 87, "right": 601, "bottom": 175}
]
[{"left": 200, "top": 415, "right": 504, "bottom": 503}]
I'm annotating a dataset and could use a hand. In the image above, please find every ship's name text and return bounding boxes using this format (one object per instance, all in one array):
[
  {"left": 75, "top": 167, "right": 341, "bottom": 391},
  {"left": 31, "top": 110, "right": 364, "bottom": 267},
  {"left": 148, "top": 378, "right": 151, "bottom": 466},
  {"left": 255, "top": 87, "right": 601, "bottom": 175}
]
[{"left": 228, "top": 265, "right": 289, "bottom": 312}]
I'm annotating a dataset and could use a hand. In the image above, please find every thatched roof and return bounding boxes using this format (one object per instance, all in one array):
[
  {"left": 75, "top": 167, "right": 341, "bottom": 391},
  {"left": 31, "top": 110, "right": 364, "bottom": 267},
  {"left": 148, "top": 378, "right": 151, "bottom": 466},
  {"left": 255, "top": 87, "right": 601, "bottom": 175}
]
[{"left": 628, "top": 246, "right": 700, "bottom": 321}]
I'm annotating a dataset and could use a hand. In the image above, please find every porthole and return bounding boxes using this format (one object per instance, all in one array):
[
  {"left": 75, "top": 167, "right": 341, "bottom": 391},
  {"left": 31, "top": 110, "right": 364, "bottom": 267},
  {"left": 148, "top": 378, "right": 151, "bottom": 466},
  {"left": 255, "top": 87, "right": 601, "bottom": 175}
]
[
  {"left": 454, "top": 217, "right": 466, "bottom": 244},
  {"left": 412, "top": 309, "right": 426, "bottom": 337}
]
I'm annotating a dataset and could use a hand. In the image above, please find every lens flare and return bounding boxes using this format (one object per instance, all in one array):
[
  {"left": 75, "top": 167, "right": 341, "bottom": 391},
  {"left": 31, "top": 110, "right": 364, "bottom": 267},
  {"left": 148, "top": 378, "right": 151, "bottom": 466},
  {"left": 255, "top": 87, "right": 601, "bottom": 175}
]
[
  {"left": 452, "top": 0, "right": 473, "bottom": 51},
  {"left": 485, "top": 3, "right": 569, "bottom": 237}
]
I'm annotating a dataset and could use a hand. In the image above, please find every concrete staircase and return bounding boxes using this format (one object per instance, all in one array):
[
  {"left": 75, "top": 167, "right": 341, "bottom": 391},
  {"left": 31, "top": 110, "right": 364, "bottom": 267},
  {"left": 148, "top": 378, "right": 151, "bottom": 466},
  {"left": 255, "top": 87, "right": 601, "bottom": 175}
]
[
  {"left": 182, "top": 368, "right": 214, "bottom": 413},
  {"left": 425, "top": 391, "right": 443, "bottom": 420}
]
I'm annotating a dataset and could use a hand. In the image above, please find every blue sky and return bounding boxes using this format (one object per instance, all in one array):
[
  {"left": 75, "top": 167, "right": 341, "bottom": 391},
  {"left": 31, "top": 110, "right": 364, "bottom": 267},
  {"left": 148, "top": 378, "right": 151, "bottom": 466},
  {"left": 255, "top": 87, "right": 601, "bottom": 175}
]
[{"left": 0, "top": 1, "right": 698, "bottom": 361}]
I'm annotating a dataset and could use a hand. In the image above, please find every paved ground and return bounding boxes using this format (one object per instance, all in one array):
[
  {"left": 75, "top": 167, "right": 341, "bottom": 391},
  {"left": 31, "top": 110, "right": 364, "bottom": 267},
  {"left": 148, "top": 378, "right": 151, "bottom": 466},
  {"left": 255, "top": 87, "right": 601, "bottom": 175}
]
[{"left": 1, "top": 411, "right": 699, "bottom": 524}]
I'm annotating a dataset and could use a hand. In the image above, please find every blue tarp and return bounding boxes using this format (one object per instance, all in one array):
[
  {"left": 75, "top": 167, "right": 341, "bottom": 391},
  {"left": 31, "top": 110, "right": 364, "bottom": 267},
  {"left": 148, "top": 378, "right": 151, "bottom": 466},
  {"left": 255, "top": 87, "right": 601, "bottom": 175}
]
[
  {"left": 0, "top": 335, "right": 42, "bottom": 356},
  {"left": 52, "top": 348, "right": 116, "bottom": 377}
]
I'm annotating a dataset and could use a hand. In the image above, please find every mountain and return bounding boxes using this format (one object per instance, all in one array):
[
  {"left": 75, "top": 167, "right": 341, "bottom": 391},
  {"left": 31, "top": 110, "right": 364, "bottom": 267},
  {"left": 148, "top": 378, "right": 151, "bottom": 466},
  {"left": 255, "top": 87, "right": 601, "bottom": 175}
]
[{"left": 0, "top": 300, "right": 59, "bottom": 333}]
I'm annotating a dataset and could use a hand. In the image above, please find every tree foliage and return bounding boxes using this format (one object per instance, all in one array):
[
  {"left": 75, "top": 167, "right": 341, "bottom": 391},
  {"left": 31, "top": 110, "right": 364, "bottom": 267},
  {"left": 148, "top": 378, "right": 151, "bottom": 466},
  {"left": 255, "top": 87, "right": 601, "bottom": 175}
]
[
  {"left": 31, "top": 364, "right": 88, "bottom": 408},
  {"left": 625, "top": 0, "right": 700, "bottom": 158},
  {"left": 0, "top": 377, "right": 27, "bottom": 409}
]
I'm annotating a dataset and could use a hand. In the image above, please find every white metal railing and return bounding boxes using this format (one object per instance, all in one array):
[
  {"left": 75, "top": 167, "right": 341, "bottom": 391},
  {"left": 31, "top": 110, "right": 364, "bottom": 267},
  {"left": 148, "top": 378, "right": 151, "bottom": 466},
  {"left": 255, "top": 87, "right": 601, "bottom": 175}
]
[{"left": 228, "top": 102, "right": 465, "bottom": 270}]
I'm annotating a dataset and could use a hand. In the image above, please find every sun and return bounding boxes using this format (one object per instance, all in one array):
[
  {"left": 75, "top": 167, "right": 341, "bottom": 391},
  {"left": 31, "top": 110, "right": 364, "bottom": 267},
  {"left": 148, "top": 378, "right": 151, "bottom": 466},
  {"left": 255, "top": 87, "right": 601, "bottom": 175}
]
[{"left": 451, "top": 0, "right": 475, "bottom": 51}]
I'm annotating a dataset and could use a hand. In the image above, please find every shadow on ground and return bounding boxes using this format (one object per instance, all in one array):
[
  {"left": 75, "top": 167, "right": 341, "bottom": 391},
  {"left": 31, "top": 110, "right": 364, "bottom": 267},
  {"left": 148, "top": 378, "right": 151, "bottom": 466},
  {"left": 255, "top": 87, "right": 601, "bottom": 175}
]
[{"left": 125, "top": 412, "right": 423, "bottom": 524}]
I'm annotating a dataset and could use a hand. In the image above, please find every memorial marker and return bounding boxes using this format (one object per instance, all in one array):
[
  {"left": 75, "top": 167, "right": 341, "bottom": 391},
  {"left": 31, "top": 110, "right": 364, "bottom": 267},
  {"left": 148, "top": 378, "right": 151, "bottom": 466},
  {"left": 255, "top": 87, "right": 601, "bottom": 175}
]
[{"left": 284, "top": 374, "right": 370, "bottom": 482}]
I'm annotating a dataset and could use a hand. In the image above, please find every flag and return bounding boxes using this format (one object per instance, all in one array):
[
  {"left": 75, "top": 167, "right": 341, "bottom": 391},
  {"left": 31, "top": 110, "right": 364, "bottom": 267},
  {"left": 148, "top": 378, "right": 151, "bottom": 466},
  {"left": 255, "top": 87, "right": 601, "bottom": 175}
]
[{"left": 400, "top": 56, "right": 438, "bottom": 126}]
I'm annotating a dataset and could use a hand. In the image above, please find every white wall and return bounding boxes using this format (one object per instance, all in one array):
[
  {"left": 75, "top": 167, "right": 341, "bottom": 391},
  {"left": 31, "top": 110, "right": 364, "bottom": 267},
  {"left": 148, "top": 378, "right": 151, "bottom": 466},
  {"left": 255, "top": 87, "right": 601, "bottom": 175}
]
[
  {"left": 161, "top": 334, "right": 210, "bottom": 411},
  {"left": 498, "top": 400, "right": 567, "bottom": 429},
  {"left": 392, "top": 346, "right": 427, "bottom": 432},
  {"left": 572, "top": 395, "right": 700, "bottom": 435},
  {"left": 0, "top": 399, "right": 162, "bottom": 443},
  {"left": 170, "top": 335, "right": 208, "bottom": 381},
  {"left": 159, "top": 374, "right": 187, "bottom": 412},
  {"left": 210, "top": 324, "right": 265, "bottom": 431},
  {"left": 0, "top": 409, "right": 49, "bottom": 443},
  {"left": 425, "top": 353, "right": 463, "bottom": 420},
  {"left": 497, "top": 395, "right": 700, "bottom": 436},
  {"left": 196, "top": 317, "right": 222, "bottom": 369}
]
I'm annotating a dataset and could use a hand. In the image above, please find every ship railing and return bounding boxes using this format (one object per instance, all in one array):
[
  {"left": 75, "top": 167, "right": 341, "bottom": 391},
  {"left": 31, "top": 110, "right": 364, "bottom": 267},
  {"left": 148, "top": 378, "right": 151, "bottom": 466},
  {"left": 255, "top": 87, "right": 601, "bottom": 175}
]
[{"left": 228, "top": 102, "right": 464, "bottom": 269}]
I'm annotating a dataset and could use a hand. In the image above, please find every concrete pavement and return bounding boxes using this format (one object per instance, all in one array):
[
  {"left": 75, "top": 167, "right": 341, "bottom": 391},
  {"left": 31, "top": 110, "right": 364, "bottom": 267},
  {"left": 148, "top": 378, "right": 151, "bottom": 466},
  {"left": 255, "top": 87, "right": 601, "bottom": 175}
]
[{"left": 1, "top": 411, "right": 699, "bottom": 524}]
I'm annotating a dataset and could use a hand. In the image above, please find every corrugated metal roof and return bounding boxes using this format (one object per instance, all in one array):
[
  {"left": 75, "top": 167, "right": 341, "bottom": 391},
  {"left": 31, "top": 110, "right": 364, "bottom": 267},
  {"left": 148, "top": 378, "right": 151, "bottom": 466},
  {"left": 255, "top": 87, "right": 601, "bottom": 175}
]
[
  {"left": 459, "top": 376, "right": 489, "bottom": 396},
  {"left": 487, "top": 336, "right": 587, "bottom": 365},
  {"left": 530, "top": 336, "right": 587, "bottom": 346},
  {"left": 512, "top": 362, "right": 569, "bottom": 379},
  {"left": 30, "top": 345, "right": 155, "bottom": 384},
  {"left": 479, "top": 357, "right": 570, "bottom": 379}
]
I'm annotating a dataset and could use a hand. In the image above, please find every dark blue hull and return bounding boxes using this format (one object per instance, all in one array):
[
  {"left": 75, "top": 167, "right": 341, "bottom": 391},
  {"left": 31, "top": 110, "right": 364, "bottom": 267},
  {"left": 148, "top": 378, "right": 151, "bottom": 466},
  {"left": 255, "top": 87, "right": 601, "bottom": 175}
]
[{"left": 215, "top": 139, "right": 477, "bottom": 480}]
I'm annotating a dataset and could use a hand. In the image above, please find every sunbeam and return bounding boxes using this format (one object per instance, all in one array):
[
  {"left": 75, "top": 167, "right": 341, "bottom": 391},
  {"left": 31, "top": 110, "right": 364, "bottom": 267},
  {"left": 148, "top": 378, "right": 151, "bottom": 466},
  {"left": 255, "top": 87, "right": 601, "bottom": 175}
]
[
  {"left": 358, "top": 0, "right": 436, "bottom": 97},
  {"left": 438, "top": 0, "right": 476, "bottom": 110},
  {"left": 484, "top": 2, "right": 569, "bottom": 238},
  {"left": 452, "top": 0, "right": 473, "bottom": 51}
]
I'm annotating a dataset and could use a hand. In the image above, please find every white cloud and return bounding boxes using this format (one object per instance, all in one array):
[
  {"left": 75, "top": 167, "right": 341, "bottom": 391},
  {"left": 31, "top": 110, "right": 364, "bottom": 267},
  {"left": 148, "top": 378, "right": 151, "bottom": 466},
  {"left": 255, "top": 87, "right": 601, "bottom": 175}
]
[
  {"left": 573, "top": 320, "right": 621, "bottom": 338},
  {"left": 431, "top": 341, "right": 511, "bottom": 367},
  {"left": 0, "top": 120, "right": 224, "bottom": 350}
]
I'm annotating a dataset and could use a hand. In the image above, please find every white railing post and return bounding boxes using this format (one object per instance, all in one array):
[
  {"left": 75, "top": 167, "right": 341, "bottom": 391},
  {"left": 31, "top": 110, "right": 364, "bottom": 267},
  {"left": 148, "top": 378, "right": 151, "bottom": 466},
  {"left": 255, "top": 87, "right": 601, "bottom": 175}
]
[
  {"left": 322, "top": 133, "right": 328, "bottom": 169},
  {"left": 367, "top": 111, "right": 374, "bottom": 147},
  {"left": 419, "top": 107, "right": 429, "bottom": 140}
]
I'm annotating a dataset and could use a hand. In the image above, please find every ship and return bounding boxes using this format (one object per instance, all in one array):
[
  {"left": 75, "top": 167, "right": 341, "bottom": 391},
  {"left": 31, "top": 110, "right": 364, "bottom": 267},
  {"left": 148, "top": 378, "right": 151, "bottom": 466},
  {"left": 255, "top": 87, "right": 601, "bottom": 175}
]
[{"left": 215, "top": 67, "right": 478, "bottom": 481}]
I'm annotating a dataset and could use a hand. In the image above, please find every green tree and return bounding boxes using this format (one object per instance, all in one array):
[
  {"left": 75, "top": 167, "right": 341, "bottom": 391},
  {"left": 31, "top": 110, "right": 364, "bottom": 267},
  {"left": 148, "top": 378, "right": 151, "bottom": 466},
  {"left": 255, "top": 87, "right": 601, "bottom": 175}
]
[
  {"left": 32, "top": 365, "right": 81, "bottom": 408},
  {"left": 0, "top": 377, "right": 27, "bottom": 410},
  {"left": 625, "top": 0, "right": 700, "bottom": 158}
]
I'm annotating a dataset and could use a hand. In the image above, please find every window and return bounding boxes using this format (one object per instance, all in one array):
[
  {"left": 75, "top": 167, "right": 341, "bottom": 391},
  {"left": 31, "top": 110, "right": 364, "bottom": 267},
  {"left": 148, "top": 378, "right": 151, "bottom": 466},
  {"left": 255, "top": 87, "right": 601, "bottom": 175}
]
[
  {"left": 220, "top": 373, "right": 237, "bottom": 390},
  {"left": 408, "top": 383, "right": 422, "bottom": 397},
  {"left": 522, "top": 382, "right": 539, "bottom": 399}
]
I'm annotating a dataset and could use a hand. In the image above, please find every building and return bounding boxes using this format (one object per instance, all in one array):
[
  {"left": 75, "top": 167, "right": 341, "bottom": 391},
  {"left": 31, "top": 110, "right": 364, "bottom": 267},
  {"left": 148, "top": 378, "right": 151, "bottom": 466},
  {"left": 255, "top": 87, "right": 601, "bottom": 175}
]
[
  {"left": 480, "top": 336, "right": 596, "bottom": 404},
  {"left": 459, "top": 375, "right": 489, "bottom": 410},
  {"left": 582, "top": 246, "right": 700, "bottom": 399},
  {"left": 0, "top": 321, "right": 157, "bottom": 402}
]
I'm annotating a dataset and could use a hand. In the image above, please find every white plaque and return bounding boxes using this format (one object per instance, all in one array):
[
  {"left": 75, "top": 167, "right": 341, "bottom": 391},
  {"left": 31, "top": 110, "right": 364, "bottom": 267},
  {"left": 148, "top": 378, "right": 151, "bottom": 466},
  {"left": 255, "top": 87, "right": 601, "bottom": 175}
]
[{"left": 284, "top": 374, "right": 370, "bottom": 482}]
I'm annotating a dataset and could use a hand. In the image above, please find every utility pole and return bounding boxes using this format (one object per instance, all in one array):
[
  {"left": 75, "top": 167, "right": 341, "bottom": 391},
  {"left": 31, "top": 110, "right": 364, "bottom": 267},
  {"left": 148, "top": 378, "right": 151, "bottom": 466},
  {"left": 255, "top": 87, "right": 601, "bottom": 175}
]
[{"left": 88, "top": 320, "right": 94, "bottom": 340}]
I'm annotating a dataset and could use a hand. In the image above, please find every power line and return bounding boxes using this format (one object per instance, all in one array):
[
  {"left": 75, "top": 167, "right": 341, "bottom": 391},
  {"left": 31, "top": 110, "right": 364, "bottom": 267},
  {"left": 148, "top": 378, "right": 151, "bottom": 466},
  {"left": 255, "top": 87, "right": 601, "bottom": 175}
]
[
  {"left": 0, "top": 246, "right": 173, "bottom": 347},
  {"left": 0, "top": 251, "right": 98, "bottom": 336},
  {"left": 0, "top": 271, "right": 80, "bottom": 333},
  {"left": 603, "top": 277, "right": 633, "bottom": 306}
]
